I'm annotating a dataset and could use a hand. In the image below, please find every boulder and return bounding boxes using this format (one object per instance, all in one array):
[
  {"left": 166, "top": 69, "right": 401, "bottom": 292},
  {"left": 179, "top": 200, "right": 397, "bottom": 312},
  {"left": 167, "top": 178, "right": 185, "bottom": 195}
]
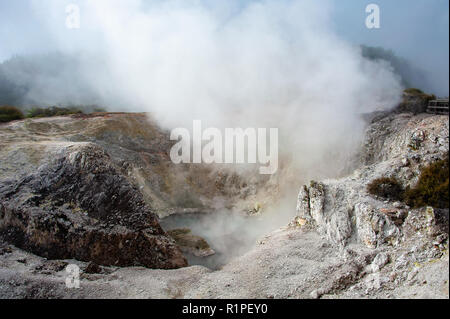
[
  {"left": 167, "top": 228, "right": 215, "bottom": 257},
  {"left": 0, "top": 144, "right": 187, "bottom": 269}
]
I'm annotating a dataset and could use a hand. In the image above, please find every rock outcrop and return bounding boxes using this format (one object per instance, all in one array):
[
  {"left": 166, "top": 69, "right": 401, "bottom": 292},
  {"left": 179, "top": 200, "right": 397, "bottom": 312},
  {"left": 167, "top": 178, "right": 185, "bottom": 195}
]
[
  {"left": 394, "top": 90, "right": 433, "bottom": 114},
  {"left": 0, "top": 142, "right": 187, "bottom": 268},
  {"left": 0, "top": 113, "right": 267, "bottom": 269},
  {"left": 294, "top": 112, "right": 449, "bottom": 279},
  {"left": 0, "top": 113, "right": 266, "bottom": 218},
  {"left": 167, "top": 228, "right": 215, "bottom": 257},
  {"left": 289, "top": 111, "right": 449, "bottom": 299}
]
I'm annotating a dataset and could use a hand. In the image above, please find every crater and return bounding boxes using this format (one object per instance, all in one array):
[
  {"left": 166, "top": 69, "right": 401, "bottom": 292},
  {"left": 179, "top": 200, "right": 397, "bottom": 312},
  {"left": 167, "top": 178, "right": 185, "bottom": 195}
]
[{"left": 160, "top": 211, "right": 265, "bottom": 270}]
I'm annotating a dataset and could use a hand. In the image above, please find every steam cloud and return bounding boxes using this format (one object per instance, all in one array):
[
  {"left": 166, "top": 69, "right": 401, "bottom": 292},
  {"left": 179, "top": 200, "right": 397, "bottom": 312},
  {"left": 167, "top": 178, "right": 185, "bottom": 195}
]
[{"left": 23, "top": 0, "right": 402, "bottom": 178}]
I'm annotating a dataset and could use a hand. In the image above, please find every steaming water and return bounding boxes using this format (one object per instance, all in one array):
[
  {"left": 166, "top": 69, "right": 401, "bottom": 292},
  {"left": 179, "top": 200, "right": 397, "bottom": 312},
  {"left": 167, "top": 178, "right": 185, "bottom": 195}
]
[{"left": 160, "top": 211, "right": 267, "bottom": 270}]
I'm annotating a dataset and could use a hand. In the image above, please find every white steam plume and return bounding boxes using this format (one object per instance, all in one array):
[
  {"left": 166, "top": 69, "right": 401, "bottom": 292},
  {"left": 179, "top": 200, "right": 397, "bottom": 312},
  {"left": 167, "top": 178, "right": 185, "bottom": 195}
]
[{"left": 33, "top": 0, "right": 403, "bottom": 179}]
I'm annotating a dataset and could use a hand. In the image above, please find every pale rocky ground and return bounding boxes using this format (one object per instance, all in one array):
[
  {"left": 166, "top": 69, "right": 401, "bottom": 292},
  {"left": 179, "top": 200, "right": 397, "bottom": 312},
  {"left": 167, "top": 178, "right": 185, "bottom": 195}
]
[
  {"left": 0, "top": 110, "right": 448, "bottom": 299},
  {"left": 0, "top": 113, "right": 272, "bottom": 217}
]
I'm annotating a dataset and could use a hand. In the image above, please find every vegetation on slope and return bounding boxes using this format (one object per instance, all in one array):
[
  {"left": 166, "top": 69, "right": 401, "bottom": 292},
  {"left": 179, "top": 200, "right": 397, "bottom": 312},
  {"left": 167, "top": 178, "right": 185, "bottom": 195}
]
[
  {"left": 404, "top": 154, "right": 449, "bottom": 209},
  {"left": 403, "top": 88, "right": 436, "bottom": 101},
  {"left": 367, "top": 177, "right": 404, "bottom": 201},
  {"left": 26, "top": 106, "right": 84, "bottom": 118},
  {"left": 368, "top": 154, "right": 449, "bottom": 208},
  {"left": 0, "top": 105, "right": 24, "bottom": 123}
]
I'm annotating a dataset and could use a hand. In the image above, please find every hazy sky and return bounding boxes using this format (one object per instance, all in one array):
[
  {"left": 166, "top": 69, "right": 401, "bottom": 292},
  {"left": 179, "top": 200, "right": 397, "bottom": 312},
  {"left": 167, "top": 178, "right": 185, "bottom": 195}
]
[
  {"left": 0, "top": 0, "right": 448, "bottom": 95},
  {"left": 332, "top": 0, "right": 449, "bottom": 96}
]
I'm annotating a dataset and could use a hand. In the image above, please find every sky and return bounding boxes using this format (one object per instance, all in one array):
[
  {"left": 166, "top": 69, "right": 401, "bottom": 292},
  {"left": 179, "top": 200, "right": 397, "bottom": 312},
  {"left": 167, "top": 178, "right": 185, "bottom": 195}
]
[
  {"left": 332, "top": 0, "right": 449, "bottom": 96},
  {"left": 0, "top": 0, "right": 448, "bottom": 96}
]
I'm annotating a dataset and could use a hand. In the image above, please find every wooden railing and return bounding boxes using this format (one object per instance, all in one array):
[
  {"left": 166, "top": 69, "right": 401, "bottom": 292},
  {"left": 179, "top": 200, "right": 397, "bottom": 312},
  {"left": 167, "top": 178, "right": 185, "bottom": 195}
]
[{"left": 427, "top": 99, "right": 449, "bottom": 115}]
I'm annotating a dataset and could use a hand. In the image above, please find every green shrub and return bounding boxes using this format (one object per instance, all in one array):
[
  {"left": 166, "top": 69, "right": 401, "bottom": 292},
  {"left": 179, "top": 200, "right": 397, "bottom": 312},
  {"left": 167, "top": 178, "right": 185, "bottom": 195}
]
[
  {"left": 367, "top": 177, "right": 404, "bottom": 200},
  {"left": 26, "top": 106, "right": 83, "bottom": 118},
  {"left": 92, "top": 107, "right": 107, "bottom": 113},
  {"left": 404, "top": 88, "right": 436, "bottom": 102},
  {"left": 396, "top": 88, "right": 436, "bottom": 114},
  {"left": 64, "top": 104, "right": 107, "bottom": 113},
  {"left": 404, "top": 88, "right": 424, "bottom": 95},
  {"left": 368, "top": 154, "right": 449, "bottom": 209},
  {"left": 0, "top": 105, "right": 24, "bottom": 123},
  {"left": 404, "top": 154, "right": 449, "bottom": 208}
]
